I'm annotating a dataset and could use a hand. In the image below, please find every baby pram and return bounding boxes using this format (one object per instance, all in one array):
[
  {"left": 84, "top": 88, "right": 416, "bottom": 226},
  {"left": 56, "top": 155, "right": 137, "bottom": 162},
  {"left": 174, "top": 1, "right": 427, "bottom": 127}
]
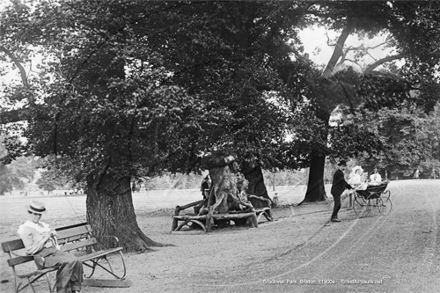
[{"left": 353, "top": 181, "right": 392, "bottom": 217}]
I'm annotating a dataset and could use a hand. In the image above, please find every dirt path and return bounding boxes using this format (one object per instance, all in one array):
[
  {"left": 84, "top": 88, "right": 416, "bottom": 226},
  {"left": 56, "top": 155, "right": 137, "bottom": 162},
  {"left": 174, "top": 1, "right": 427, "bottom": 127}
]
[
  {"left": 1, "top": 180, "right": 439, "bottom": 293},
  {"left": 185, "top": 180, "right": 440, "bottom": 293}
]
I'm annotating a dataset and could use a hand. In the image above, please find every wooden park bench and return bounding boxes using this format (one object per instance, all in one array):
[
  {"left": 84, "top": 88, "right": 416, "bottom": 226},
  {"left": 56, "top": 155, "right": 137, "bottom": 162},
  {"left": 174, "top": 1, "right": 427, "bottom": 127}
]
[
  {"left": 2, "top": 222, "right": 130, "bottom": 293},
  {"left": 171, "top": 197, "right": 273, "bottom": 233}
]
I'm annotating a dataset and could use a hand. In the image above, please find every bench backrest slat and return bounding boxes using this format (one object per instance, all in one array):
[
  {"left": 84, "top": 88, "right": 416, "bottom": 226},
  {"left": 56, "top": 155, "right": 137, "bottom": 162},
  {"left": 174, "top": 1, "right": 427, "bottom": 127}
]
[
  {"left": 56, "top": 224, "right": 92, "bottom": 241},
  {"left": 55, "top": 222, "right": 89, "bottom": 231},
  {"left": 61, "top": 238, "right": 97, "bottom": 252}
]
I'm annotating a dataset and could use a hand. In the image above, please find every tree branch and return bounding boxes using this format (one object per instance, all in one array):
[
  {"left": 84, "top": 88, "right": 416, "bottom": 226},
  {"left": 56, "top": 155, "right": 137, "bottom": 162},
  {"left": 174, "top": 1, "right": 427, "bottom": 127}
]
[
  {"left": 0, "top": 108, "right": 28, "bottom": 124},
  {"left": 322, "top": 21, "right": 355, "bottom": 78},
  {"left": 0, "top": 46, "right": 29, "bottom": 88},
  {"left": 364, "top": 53, "right": 406, "bottom": 73}
]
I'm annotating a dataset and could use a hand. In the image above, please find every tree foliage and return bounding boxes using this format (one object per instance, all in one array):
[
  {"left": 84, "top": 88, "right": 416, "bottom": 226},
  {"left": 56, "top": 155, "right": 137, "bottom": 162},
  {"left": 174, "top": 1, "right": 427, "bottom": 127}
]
[
  {"left": 1, "top": 1, "right": 310, "bottom": 178},
  {"left": 356, "top": 102, "right": 440, "bottom": 176},
  {"left": 0, "top": 137, "right": 37, "bottom": 195}
]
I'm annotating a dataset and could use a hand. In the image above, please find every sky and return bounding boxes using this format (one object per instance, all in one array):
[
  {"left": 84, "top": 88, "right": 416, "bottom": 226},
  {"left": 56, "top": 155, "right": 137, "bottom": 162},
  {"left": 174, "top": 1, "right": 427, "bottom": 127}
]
[{"left": 298, "top": 25, "right": 400, "bottom": 71}]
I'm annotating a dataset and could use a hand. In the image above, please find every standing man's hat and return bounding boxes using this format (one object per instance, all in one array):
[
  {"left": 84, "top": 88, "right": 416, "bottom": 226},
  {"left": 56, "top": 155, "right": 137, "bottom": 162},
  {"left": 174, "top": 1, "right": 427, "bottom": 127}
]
[
  {"left": 27, "top": 201, "right": 46, "bottom": 214},
  {"left": 338, "top": 160, "right": 347, "bottom": 166}
]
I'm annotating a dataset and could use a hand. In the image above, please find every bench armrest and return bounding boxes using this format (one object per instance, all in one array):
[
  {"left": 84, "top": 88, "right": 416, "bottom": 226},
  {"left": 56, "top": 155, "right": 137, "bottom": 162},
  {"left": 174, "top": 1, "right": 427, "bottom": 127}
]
[
  {"left": 248, "top": 195, "right": 272, "bottom": 205},
  {"left": 98, "top": 235, "right": 120, "bottom": 249},
  {"left": 176, "top": 199, "right": 206, "bottom": 211}
]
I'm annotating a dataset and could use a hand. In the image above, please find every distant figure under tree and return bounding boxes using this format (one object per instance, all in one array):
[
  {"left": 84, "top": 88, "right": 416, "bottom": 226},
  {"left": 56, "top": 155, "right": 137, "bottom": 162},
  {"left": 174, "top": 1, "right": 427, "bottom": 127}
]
[
  {"left": 200, "top": 175, "right": 211, "bottom": 201},
  {"left": 194, "top": 175, "right": 212, "bottom": 215},
  {"left": 414, "top": 169, "right": 420, "bottom": 179}
]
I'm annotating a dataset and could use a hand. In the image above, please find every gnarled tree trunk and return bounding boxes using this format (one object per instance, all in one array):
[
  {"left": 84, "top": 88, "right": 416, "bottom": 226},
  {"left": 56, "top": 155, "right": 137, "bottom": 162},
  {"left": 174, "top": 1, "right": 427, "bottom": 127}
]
[
  {"left": 86, "top": 172, "right": 164, "bottom": 252},
  {"left": 242, "top": 165, "right": 272, "bottom": 209},
  {"left": 203, "top": 154, "right": 239, "bottom": 214}
]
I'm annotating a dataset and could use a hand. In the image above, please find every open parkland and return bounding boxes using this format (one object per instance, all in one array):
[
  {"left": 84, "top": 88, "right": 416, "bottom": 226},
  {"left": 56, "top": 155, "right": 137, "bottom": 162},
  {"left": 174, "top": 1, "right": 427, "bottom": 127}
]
[{"left": 1, "top": 179, "right": 439, "bottom": 293}]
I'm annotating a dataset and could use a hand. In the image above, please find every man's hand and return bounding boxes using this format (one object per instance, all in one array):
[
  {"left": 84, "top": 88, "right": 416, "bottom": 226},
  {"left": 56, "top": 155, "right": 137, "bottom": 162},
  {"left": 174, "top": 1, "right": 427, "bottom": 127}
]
[{"left": 42, "top": 231, "right": 52, "bottom": 240}]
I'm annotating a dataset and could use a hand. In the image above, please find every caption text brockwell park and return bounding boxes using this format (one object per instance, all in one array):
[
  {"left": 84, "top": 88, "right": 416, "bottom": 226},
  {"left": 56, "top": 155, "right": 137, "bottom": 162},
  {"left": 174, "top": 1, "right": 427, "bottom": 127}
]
[{"left": 262, "top": 279, "right": 384, "bottom": 285}]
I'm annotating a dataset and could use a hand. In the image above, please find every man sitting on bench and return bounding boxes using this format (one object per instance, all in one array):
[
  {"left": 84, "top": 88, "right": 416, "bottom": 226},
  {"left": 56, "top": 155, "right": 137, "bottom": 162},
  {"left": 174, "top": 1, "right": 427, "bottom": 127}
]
[{"left": 17, "top": 201, "right": 83, "bottom": 293}]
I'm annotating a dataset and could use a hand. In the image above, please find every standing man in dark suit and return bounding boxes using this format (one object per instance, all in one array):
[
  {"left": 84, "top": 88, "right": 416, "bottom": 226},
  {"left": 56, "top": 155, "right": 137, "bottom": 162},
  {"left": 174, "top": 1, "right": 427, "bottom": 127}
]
[{"left": 330, "top": 160, "right": 352, "bottom": 222}]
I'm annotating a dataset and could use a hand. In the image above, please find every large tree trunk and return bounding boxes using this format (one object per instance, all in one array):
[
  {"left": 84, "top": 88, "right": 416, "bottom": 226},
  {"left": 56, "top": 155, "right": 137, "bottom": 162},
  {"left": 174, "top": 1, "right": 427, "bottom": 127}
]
[
  {"left": 302, "top": 109, "right": 330, "bottom": 203},
  {"left": 301, "top": 151, "right": 328, "bottom": 203},
  {"left": 86, "top": 172, "right": 164, "bottom": 252},
  {"left": 242, "top": 165, "right": 272, "bottom": 209}
]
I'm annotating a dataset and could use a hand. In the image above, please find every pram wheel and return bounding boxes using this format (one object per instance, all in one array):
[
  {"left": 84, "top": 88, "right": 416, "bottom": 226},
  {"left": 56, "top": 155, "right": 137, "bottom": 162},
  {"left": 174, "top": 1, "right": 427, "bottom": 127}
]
[
  {"left": 379, "top": 190, "right": 392, "bottom": 215},
  {"left": 353, "top": 194, "right": 368, "bottom": 218}
]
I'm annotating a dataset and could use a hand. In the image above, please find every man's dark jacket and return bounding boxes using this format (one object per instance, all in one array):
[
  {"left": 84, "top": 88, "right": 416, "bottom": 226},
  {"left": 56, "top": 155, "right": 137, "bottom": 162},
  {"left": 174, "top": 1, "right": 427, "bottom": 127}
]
[{"left": 331, "top": 169, "right": 352, "bottom": 196}]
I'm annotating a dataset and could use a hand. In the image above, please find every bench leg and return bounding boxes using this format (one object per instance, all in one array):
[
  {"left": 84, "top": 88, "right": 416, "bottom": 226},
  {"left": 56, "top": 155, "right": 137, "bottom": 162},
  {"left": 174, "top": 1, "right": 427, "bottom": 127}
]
[
  {"left": 14, "top": 271, "right": 54, "bottom": 293},
  {"left": 190, "top": 220, "right": 207, "bottom": 232},
  {"left": 83, "top": 260, "right": 97, "bottom": 278},
  {"left": 26, "top": 278, "right": 37, "bottom": 293},
  {"left": 176, "top": 220, "right": 191, "bottom": 231},
  {"left": 256, "top": 209, "right": 273, "bottom": 223},
  {"left": 171, "top": 206, "right": 181, "bottom": 232},
  {"left": 13, "top": 275, "right": 19, "bottom": 293},
  {"left": 46, "top": 274, "right": 56, "bottom": 293},
  {"left": 264, "top": 210, "right": 273, "bottom": 221},
  {"left": 251, "top": 211, "right": 258, "bottom": 228},
  {"left": 83, "top": 251, "right": 127, "bottom": 280},
  {"left": 206, "top": 207, "right": 214, "bottom": 232},
  {"left": 171, "top": 217, "right": 179, "bottom": 232},
  {"left": 256, "top": 211, "right": 264, "bottom": 223},
  {"left": 17, "top": 277, "right": 38, "bottom": 293}
]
